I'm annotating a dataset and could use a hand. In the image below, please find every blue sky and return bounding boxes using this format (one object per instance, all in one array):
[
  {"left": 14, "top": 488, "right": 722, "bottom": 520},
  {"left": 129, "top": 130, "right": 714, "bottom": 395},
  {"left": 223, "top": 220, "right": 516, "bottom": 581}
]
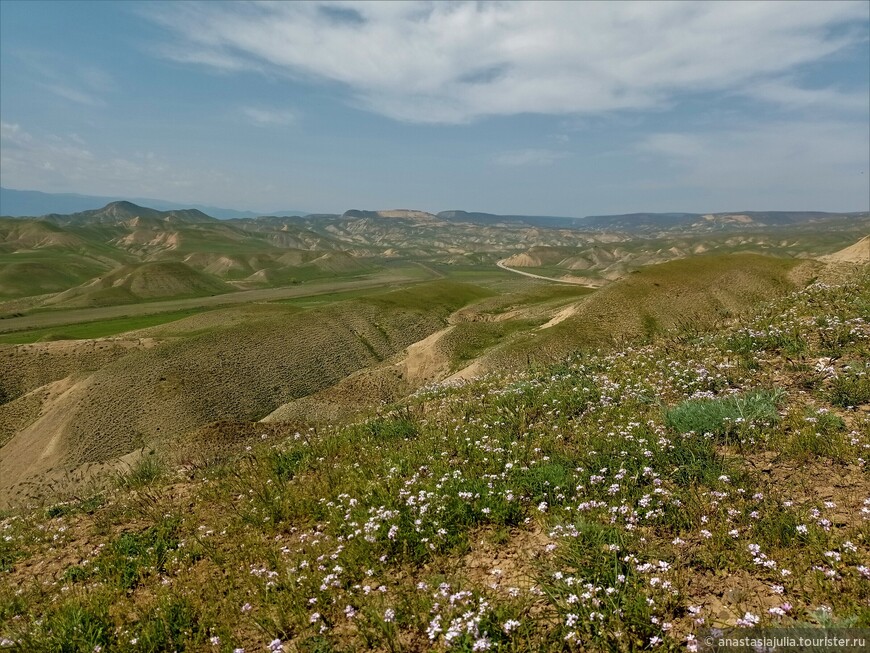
[{"left": 1, "top": 1, "right": 868, "bottom": 216}]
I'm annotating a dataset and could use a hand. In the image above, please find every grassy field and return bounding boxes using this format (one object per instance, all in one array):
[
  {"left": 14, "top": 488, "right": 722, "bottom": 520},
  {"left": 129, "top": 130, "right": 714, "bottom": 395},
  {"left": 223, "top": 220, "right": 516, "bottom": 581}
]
[
  {"left": 0, "top": 265, "right": 436, "bottom": 336},
  {"left": 0, "top": 266, "right": 866, "bottom": 652},
  {"left": 0, "top": 308, "right": 211, "bottom": 344}
]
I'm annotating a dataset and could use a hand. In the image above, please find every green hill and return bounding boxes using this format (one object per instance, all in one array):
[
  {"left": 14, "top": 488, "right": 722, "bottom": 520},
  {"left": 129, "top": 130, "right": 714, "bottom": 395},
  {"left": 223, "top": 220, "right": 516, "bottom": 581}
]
[{"left": 41, "top": 261, "right": 234, "bottom": 308}]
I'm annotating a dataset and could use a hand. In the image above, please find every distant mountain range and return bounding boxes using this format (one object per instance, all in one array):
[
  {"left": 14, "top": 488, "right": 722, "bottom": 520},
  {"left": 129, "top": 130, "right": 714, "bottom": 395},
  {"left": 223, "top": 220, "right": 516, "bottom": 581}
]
[
  {"left": 2, "top": 187, "right": 866, "bottom": 233},
  {"left": 0, "top": 187, "right": 308, "bottom": 220}
]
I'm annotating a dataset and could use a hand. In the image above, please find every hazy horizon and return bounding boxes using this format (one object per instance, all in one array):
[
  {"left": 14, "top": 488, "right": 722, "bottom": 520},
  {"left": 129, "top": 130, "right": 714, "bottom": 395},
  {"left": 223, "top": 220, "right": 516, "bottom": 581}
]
[{"left": 3, "top": 185, "right": 870, "bottom": 219}]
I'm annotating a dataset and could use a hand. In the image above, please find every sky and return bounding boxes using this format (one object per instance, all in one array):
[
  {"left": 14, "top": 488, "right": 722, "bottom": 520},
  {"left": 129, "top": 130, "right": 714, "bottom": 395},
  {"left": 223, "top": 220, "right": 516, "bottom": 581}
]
[{"left": 0, "top": 1, "right": 868, "bottom": 216}]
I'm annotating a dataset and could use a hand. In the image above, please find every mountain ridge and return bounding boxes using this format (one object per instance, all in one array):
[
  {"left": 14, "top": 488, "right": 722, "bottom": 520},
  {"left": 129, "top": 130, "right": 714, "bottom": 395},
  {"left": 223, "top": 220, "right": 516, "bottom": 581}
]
[{"left": 0, "top": 187, "right": 310, "bottom": 220}]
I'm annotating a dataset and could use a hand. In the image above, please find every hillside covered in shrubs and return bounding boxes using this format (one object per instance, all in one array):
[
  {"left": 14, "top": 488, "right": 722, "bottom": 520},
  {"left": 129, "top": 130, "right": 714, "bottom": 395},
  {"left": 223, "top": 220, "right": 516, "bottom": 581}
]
[{"left": 1, "top": 268, "right": 868, "bottom": 652}]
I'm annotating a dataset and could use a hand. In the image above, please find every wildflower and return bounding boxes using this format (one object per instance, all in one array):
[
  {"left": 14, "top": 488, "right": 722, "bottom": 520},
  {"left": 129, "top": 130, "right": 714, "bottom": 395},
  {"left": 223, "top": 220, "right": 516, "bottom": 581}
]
[
  {"left": 241, "top": 602, "right": 253, "bottom": 614},
  {"left": 384, "top": 608, "right": 395, "bottom": 622},
  {"left": 210, "top": 636, "right": 221, "bottom": 646},
  {"left": 736, "top": 612, "right": 760, "bottom": 627},
  {"left": 503, "top": 619, "right": 521, "bottom": 634},
  {"left": 472, "top": 637, "right": 492, "bottom": 651},
  {"left": 268, "top": 640, "right": 282, "bottom": 652},
  {"left": 309, "top": 613, "right": 321, "bottom": 623},
  {"left": 537, "top": 501, "right": 548, "bottom": 512}
]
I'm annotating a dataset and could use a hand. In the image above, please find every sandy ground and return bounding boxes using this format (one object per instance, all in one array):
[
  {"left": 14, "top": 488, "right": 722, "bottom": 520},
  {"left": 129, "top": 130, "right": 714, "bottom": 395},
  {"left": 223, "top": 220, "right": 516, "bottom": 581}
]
[{"left": 820, "top": 235, "right": 869, "bottom": 264}]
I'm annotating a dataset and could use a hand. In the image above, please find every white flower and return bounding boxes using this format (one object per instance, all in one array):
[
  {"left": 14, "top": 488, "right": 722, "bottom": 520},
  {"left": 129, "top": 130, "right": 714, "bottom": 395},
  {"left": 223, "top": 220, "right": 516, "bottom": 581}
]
[
  {"left": 503, "top": 619, "right": 521, "bottom": 634},
  {"left": 736, "top": 612, "right": 760, "bottom": 627}
]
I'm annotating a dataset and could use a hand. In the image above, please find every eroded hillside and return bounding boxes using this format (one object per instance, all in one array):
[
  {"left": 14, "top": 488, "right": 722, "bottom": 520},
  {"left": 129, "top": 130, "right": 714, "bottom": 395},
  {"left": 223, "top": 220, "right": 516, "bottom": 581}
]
[
  {"left": 0, "top": 281, "right": 490, "bottom": 506},
  {"left": 0, "top": 260, "right": 867, "bottom": 652},
  {"left": 0, "top": 252, "right": 836, "bottom": 509}
]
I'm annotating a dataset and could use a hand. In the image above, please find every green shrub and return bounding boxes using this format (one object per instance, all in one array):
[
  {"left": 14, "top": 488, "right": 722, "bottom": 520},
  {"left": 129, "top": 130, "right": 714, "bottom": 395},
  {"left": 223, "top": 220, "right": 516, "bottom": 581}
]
[
  {"left": 829, "top": 363, "right": 870, "bottom": 407},
  {"left": 116, "top": 454, "right": 165, "bottom": 490},
  {"left": 665, "top": 389, "right": 784, "bottom": 442}
]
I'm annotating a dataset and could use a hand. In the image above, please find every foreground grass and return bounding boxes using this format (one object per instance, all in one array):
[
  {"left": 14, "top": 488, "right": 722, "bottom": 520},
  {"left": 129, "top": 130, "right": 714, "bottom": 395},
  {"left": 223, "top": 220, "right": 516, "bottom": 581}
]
[{"left": 1, "top": 271, "right": 868, "bottom": 652}]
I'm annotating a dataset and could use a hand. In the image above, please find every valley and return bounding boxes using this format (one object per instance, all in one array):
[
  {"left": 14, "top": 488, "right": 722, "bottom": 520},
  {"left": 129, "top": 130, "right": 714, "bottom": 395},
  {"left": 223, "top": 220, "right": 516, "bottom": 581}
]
[
  {"left": 0, "top": 201, "right": 867, "bottom": 651},
  {"left": 1, "top": 202, "right": 866, "bottom": 507}
]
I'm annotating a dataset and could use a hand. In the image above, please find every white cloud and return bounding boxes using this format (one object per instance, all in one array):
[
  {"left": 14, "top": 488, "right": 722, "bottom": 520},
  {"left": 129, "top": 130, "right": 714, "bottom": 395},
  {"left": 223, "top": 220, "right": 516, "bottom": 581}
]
[
  {"left": 38, "top": 83, "right": 105, "bottom": 107},
  {"left": 145, "top": 1, "right": 866, "bottom": 123},
  {"left": 0, "top": 121, "right": 32, "bottom": 146},
  {"left": 741, "top": 80, "right": 869, "bottom": 113},
  {"left": 494, "top": 149, "right": 567, "bottom": 167},
  {"left": 242, "top": 107, "right": 297, "bottom": 126},
  {"left": 638, "top": 119, "right": 870, "bottom": 204},
  {"left": 0, "top": 123, "right": 219, "bottom": 198},
  {"left": 10, "top": 50, "right": 113, "bottom": 106}
]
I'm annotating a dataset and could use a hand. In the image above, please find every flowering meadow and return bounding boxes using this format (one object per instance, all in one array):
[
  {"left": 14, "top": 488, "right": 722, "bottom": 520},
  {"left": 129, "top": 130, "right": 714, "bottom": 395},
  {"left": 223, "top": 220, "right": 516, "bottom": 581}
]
[{"left": 1, "top": 269, "right": 868, "bottom": 652}]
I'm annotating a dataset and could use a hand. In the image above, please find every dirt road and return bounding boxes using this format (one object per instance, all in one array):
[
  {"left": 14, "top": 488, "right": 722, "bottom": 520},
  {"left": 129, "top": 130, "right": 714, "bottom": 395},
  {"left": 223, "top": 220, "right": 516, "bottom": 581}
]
[{"left": 496, "top": 260, "right": 601, "bottom": 287}]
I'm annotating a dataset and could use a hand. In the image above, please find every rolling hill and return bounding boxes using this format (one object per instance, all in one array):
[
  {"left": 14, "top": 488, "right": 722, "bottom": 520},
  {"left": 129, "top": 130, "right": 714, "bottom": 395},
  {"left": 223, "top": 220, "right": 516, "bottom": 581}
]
[
  {"left": 1, "top": 254, "right": 867, "bottom": 652},
  {"left": 40, "top": 261, "right": 234, "bottom": 308},
  {"left": 0, "top": 280, "right": 491, "bottom": 505}
]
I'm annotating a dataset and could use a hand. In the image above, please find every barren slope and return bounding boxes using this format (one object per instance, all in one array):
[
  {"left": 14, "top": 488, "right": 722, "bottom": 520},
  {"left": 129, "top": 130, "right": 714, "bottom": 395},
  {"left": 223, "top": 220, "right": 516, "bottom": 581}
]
[{"left": 0, "top": 281, "right": 489, "bottom": 506}]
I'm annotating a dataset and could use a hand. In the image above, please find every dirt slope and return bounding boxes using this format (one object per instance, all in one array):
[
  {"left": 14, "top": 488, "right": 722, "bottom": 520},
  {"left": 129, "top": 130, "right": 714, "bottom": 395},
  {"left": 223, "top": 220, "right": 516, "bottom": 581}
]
[{"left": 820, "top": 235, "right": 869, "bottom": 264}]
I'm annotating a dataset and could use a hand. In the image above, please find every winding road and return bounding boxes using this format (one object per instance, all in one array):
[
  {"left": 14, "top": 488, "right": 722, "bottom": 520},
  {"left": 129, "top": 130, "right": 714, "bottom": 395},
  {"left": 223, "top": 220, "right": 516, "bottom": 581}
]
[{"left": 496, "top": 260, "right": 602, "bottom": 288}]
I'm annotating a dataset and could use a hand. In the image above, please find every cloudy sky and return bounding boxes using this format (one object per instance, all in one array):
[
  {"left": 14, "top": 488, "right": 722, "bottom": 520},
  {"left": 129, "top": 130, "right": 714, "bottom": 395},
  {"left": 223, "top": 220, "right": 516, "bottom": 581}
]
[{"left": 1, "top": 1, "right": 868, "bottom": 215}]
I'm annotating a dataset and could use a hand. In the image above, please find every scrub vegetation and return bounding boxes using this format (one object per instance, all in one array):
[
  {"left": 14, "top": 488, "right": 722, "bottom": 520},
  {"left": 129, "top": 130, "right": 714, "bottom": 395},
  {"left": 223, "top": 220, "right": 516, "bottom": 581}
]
[{"left": 1, "top": 266, "right": 867, "bottom": 652}]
